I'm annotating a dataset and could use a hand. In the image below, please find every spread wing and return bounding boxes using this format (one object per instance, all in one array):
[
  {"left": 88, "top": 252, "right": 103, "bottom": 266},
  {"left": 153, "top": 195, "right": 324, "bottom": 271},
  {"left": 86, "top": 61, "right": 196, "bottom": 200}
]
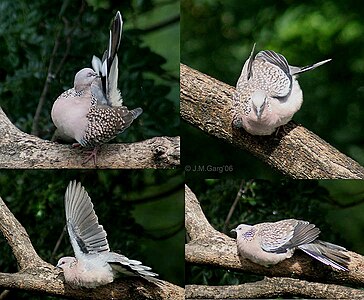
[{"left": 64, "top": 180, "right": 110, "bottom": 259}]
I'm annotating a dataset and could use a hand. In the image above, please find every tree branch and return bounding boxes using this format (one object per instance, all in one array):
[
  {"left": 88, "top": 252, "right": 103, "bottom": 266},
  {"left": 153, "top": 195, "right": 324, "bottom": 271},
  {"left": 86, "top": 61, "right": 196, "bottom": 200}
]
[
  {"left": 0, "top": 197, "right": 45, "bottom": 270},
  {"left": 185, "top": 185, "right": 364, "bottom": 296},
  {"left": 0, "top": 197, "right": 184, "bottom": 299},
  {"left": 223, "top": 179, "right": 248, "bottom": 232},
  {"left": 0, "top": 107, "right": 180, "bottom": 168},
  {"left": 186, "top": 277, "right": 364, "bottom": 299},
  {"left": 140, "top": 15, "right": 180, "bottom": 34},
  {"left": 180, "top": 63, "right": 364, "bottom": 179}
]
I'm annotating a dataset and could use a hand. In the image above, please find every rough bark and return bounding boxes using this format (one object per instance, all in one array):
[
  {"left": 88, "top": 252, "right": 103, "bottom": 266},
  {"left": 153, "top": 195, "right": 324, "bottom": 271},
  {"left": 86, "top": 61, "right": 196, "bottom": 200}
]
[
  {"left": 180, "top": 63, "right": 364, "bottom": 179},
  {"left": 185, "top": 185, "right": 364, "bottom": 299},
  {"left": 186, "top": 277, "right": 364, "bottom": 299},
  {"left": 0, "top": 107, "right": 180, "bottom": 168},
  {"left": 0, "top": 197, "right": 184, "bottom": 300}
]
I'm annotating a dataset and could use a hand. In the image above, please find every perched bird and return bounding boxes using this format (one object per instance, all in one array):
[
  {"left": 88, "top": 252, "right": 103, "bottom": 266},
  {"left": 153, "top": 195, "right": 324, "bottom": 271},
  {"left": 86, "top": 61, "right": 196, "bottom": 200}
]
[
  {"left": 51, "top": 11, "right": 142, "bottom": 162},
  {"left": 56, "top": 180, "right": 161, "bottom": 288},
  {"left": 231, "top": 219, "right": 349, "bottom": 271},
  {"left": 233, "top": 44, "right": 331, "bottom": 135}
]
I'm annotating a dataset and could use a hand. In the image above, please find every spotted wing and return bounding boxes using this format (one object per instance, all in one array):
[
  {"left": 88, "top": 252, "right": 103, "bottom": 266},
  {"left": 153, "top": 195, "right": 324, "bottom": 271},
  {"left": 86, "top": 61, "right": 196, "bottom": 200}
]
[{"left": 260, "top": 219, "right": 320, "bottom": 253}]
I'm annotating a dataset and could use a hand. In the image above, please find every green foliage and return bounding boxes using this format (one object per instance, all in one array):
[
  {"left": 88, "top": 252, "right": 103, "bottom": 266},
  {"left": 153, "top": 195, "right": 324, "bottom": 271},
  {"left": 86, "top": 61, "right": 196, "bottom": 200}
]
[
  {"left": 0, "top": 169, "right": 184, "bottom": 298},
  {"left": 181, "top": 0, "right": 364, "bottom": 176},
  {"left": 0, "top": 0, "right": 179, "bottom": 141},
  {"left": 186, "top": 179, "right": 364, "bottom": 285}
]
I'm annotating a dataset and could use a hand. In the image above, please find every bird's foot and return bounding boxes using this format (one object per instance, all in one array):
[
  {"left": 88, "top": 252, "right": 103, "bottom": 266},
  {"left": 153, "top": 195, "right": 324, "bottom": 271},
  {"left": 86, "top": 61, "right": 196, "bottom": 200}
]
[
  {"left": 82, "top": 146, "right": 100, "bottom": 166},
  {"left": 274, "top": 124, "right": 289, "bottom": 137}
]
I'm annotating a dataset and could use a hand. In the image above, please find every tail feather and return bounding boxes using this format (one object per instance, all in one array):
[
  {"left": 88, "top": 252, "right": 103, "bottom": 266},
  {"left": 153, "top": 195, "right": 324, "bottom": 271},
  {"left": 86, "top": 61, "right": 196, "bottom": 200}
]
[
  {"left": 105, "top": 12, "right": 123, "bottom": 106},
  {"left": 91, "top": 11, "right": 124, "bottom": 107},
  {"left": 298, "top": 240, "right": 349, "bottom": 271},
  {"left": 106, "top": 252, "right": 162, "bottom": 286},
  {"left": 290, "top": 59, "right": 331, "bottom": 75}
]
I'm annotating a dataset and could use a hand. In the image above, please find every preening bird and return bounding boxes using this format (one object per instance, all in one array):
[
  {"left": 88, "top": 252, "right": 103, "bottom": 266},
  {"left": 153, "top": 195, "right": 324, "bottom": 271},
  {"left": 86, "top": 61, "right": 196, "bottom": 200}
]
[
  {"left": 231, "top": 219, "right": 349, "bottom": 271},
  {"left": 51, "top": 11, "right": 142, "bottom": 163},
  {"left": 56, "top": 180, "right": 161, "bottom": 288},
  {"left": 233, "top": 44, "right": 331, "bottom": 135}
]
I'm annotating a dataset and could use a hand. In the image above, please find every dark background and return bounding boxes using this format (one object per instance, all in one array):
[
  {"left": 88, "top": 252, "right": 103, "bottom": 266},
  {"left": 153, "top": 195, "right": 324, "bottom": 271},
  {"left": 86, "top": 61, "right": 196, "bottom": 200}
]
[
  {"left": 0, "top": 169, "right": 184, "bottom": 299},
  {"left": 181, "top": 0, "right": 364, "bottom": 178},
  {"left": 186, "top": 179, "right": 364, "bottom": 285}
]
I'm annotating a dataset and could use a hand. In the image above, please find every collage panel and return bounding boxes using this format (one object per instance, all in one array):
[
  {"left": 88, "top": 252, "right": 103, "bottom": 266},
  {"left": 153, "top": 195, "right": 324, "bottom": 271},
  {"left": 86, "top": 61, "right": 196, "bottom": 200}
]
[
  {"left": 0, "top": 1, "right": 180, "bottom": 169},
  {"left": 185, "top": 179, "right": 364, "bottom": 299},
  {"left": 0, "top": 169, "right": 184, "bottom": 298},
  {"left": 181, "top": 0, "right": 364, "bottom": 179}
]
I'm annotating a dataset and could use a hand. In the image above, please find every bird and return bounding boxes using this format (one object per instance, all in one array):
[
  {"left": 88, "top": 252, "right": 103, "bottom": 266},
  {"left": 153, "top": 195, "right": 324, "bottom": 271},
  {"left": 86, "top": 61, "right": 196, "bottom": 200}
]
[
  {"left": 51, "top": 11, "right": 142, "bottom": 163},
  {"left": 231, "top": 219, "right": 350, "bottom": 271},
  {"left": 232, "top": 44, "right": 331, "bottom": 135},
  {"left": 56, "top": 180, "right": 161, "bottom": 288}
]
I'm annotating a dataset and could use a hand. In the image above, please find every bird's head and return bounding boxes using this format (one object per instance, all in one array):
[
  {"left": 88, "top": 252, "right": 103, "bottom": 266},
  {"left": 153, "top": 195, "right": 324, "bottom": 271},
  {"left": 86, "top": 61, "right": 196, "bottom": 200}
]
[
  {"left": 74, "top": 68, "right": 99, "bottom": 92},
  {"left": 251, "top": 90, "right": 267, "bottom": 119},
  {"left": 231, "top": 224, "right": 254, "bottom": 238},
  {"left": 56, "top": 256, "right": 77, "bottom": 271}
]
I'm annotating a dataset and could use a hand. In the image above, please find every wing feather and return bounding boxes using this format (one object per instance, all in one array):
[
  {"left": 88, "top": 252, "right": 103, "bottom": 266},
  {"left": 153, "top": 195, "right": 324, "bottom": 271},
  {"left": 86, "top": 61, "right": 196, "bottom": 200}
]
[{"left": 65, "top": 181, "right": 110, "bottom": 259}]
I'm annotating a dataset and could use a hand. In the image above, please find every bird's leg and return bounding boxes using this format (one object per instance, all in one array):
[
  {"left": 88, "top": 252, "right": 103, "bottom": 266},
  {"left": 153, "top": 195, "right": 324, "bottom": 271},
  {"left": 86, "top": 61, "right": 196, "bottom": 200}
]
[
  {"left": 82, "top": 146, "right": 100, "bottom": 166},
  {"left": 274, "top": 124, "right": 289, "bottom": 137}
]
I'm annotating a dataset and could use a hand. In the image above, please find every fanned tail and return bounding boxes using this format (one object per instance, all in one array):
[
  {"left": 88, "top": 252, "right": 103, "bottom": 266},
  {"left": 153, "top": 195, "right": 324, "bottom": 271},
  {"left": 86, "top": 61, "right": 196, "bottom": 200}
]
[
  {"left": 107, "top": 252, "right": 164, "bottom": 287},
  {"left": 298, "top": 240, "right": 350, "bottom": 271},
  {"left": 91, "top": 11, "right": 123, "bottom": 107}
]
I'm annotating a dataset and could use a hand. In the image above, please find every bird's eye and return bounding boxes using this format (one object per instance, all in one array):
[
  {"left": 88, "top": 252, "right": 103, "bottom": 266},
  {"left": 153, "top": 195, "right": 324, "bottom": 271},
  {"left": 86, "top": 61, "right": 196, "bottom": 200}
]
[{"left": 87, "top": 73, "right": 94, "bottom": 77}]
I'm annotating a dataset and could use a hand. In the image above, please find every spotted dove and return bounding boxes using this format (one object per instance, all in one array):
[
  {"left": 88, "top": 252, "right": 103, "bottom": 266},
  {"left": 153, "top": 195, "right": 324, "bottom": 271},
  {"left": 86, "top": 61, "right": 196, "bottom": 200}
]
[
  {"left": 56, "top": 180, "right": 161, "bottom": 288},
  {"left": 51, "top": 11, "right": 142, "bottom": 154},
  {"left": 233, "top": 44, "right": 331, "bottom": 135},
  {"left": 231, "top": 219, "right": 349, "bottom": 271}
]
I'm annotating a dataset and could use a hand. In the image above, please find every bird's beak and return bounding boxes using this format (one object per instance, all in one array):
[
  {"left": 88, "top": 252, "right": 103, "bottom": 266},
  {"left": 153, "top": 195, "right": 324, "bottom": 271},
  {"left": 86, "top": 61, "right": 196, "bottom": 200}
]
[
  {"left": 256, "top": 106, "right": 264, "bottom": 119},
  {"left": 56, "top": 262, "right": 62, "bottom": 270},
  {"left": 230, "top": 228, "right": 237, "bottom": 233},
  {"left": 256, "top": 111, "right": 262, "bottom": 119}
]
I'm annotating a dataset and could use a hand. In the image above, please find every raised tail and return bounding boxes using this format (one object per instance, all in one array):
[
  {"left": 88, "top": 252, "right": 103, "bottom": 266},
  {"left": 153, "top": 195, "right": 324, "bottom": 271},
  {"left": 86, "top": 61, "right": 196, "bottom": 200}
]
[
  {"left": 91, "top": 11, "right": 123, "bottom": 107},
  {"left": 290, "top": 58, "right": 331, "bottom": 75},
  {"left": 298, "top": 240, "right": 350, "bottom": 271}
]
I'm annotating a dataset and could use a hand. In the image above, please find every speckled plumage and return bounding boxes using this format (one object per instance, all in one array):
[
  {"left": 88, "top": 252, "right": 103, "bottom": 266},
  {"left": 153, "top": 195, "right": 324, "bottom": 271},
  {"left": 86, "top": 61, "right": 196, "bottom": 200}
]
[
  {"left": 231, "top": 219, "right": 349, "bottom": 271},
  {"left": 51, "top": 12, "right": 142, "bottom": 149},
  {"left": 233, "top": 44, "right": 331, "bottom": 135},
  {"left": 80, "top": 105, "right": 141, "bottom": 147}
]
